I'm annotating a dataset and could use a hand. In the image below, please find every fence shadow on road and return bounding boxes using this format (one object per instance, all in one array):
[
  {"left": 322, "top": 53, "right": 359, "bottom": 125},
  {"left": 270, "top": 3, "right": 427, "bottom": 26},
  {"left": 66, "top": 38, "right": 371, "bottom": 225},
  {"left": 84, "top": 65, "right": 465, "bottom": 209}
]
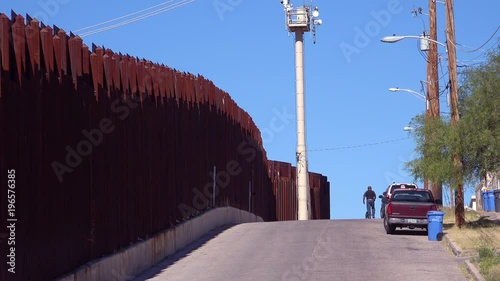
[{"left": 132, "top": 224, "right": 236, "bottom": 280}]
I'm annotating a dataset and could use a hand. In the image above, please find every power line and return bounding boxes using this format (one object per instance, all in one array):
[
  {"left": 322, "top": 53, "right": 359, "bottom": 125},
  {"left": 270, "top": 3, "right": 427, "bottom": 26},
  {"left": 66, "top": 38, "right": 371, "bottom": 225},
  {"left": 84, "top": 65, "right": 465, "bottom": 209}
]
[
  {"left": 438, "top": 57, "right": 448, "bottom": 82},
  {"left": 74, "top": 0, "right": 177, "bottom": 32},
  {"left": 80, "top": 0, "right": 194, "bottom": 37},
  {"left": 79, "top": 0, "right": 195, "bottom": 37},
  {"left": 439, "top": 81, "right": 449, "bottom": 97},
  {"left": 460, "top": 42, "right": 498, "bottom": 65},
  {"left": 449, "top": 25, "right": 500, "bottom": 53},
  {"left": 457, "top": 62, "right": 485, "bottom": 68},
  {"left": 308, "top": 137, "right": 410, "bottom": 152}
]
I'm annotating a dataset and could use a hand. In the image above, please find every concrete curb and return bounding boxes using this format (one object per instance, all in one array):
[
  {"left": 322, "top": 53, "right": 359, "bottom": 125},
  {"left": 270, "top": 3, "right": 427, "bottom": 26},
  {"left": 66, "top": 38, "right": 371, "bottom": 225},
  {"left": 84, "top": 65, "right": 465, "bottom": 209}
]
[
  {"left": 443, "top": 235, "right": 476, "bottom": 257},
  {"left": 465, "top": 260, "right": 486, "bottom": 281},
  {"left": 55, "top": 207, "right": 263, "bottom": 281},
  {"left": 444, "top": 234, "right": 463, "bottom": 257},
  {"left": 443, "top": 234, "right": 484, "bottom": 281}
]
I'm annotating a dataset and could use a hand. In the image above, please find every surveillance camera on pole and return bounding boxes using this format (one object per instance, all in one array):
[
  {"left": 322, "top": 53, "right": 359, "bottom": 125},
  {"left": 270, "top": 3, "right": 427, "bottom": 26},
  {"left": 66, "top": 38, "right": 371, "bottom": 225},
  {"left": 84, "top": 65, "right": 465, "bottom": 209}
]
[
  {"left": 280, "top": 1, "right": 322, "bottom": 220},
  {"left": 282, "top": 1, "right": 322, "bottom": 43}
]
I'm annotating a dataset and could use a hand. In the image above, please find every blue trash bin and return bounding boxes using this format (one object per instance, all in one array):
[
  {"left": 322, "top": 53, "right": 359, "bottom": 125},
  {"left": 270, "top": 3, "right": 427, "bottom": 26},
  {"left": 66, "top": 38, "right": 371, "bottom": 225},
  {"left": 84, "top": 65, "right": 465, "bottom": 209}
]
[
  {"left": 483, "top": 191, "right": 490, "bottom": 211},
  {"left": 427, "top": 211, "right": 445, "bottom": 241},
  {"left": 487, "top": 190, "right": 495, "bottom": 212}
]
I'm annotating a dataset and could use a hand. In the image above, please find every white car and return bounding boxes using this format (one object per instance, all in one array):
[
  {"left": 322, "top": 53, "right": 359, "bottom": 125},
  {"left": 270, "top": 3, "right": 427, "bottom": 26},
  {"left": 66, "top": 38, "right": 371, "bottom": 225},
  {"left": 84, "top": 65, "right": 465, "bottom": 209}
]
[{"left": 379, "top": 182, "right": 419, "bottom": 218}]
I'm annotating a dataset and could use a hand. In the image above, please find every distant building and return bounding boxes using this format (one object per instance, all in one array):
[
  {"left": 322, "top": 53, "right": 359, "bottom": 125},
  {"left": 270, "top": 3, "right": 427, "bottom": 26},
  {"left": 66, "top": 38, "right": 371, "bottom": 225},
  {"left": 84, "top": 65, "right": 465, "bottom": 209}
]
[{"left": 475, "top": 171, "right": 500, "bottom": 210}]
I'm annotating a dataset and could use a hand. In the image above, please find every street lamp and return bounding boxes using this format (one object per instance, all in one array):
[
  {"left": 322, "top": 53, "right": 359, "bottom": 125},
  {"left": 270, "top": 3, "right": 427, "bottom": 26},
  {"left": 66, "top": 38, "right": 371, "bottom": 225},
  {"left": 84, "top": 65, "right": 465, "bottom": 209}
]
[
  {"left": 388, "top": 87, "right": 429, "bottom": 110},
  {"left": 380, "top": 35, "right": 448, "bottom": 51},
  {"left": 382, "top": 33, "right": 446, "bottom": 194},
  {"left": 389, "top": 85, "right": 431, "bottom": 191},
  {"left": 381, "top": 35, "right": 446, "bottom": 113}
]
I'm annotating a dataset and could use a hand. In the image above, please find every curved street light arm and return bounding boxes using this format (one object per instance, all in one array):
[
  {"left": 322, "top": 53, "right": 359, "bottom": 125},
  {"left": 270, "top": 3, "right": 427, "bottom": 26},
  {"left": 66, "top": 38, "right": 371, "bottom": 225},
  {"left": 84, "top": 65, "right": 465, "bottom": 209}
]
[
  {"left": 388, "top": 87, "right": 429, "bottom": 110},
  {"left": 381, "top": 35, "right": 448, "bottom": 51},
  {"left": 388, "top": 87, "right": 426, "bottom": 101}
]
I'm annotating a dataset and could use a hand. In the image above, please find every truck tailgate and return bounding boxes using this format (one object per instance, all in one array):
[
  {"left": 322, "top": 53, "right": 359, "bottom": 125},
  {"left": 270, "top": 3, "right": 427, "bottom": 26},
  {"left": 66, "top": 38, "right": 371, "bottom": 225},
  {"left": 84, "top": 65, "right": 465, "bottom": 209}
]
[{"left": 390, "top": 201, "right": 435, "bottom": 218}]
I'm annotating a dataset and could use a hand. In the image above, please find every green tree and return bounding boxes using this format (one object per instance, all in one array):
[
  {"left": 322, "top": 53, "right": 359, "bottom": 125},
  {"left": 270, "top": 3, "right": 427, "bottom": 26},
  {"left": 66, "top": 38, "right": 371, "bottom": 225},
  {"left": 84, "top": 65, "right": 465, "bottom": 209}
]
[
  {"left": 458, "top": 45, "right": 500, "bottom": 180},
  {"left": 406, "top": 42, "right": 500, "bottom": 227},
  {"left": 406, "top": 115, "right": 451, "bottom": 184}
]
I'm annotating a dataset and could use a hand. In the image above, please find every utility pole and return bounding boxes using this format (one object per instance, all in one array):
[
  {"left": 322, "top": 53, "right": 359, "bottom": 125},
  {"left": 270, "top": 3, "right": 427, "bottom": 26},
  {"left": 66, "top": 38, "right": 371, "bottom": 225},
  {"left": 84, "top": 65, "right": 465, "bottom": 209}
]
[
  {"left": 427, "top": 0, "right": 443, "bottom": 204},
  {"left": 281, "top": 0, "right": 322, "bottom": 220},
  {"left": 428, "top": 0, "right": 440, "bottom": 120},
  {"left": 445, "top": 0, "right": 464, "bottom": 227}
]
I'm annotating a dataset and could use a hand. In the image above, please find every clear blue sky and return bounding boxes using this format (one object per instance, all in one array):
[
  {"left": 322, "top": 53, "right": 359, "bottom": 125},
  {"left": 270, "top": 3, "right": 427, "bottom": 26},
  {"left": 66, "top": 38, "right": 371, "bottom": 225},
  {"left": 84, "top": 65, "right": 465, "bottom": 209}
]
[{"left": 2, "top": 0, "right": 498, "bottom": 219}]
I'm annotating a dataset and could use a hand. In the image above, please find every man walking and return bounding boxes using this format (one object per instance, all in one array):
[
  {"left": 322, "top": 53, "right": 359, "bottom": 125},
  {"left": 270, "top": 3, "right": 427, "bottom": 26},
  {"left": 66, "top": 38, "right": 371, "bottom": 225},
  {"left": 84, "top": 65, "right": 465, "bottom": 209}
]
[{"left": 363, "top": 186, "right": 376, "bottom": 219}]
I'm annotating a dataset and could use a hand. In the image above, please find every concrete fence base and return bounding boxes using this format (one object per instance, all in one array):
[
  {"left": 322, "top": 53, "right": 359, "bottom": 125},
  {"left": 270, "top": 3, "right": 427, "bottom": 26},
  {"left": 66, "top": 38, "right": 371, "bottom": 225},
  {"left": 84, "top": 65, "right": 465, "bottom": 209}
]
[{"left": 56, "top": 207, "right": 263, "bottom": 281}]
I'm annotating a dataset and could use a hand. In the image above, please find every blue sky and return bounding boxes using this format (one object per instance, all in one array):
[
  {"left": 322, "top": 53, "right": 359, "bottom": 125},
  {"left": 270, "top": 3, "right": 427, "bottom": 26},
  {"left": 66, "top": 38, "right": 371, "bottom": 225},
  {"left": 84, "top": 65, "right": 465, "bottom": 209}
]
[{"left": 2, "top": 0, "right": 498, "bottom": 219}]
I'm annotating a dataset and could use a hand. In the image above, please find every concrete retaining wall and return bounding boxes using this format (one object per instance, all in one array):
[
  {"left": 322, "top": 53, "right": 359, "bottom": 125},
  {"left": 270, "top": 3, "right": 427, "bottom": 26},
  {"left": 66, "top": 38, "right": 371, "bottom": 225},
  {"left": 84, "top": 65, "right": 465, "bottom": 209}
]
[{"left": 56, "top": 207, "right": 263, "bottom": 281}]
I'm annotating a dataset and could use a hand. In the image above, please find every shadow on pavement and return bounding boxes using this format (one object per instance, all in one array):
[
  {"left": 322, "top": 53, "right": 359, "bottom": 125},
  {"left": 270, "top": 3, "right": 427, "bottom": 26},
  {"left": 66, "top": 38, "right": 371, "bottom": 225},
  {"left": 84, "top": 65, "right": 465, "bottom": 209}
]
[
  {"left": 391, "top": 229, "right": 428, "bottom": 236},
  {"left": 132, "top": 224, "right": 236, "bottom": 281}
]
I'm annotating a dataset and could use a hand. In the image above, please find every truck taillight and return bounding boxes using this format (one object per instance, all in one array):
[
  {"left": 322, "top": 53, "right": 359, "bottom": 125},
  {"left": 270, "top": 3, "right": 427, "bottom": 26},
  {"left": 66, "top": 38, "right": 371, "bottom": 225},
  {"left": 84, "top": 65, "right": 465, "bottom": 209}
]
[{"left": 387, "top": 203, "right": 392, "bottom": 215}]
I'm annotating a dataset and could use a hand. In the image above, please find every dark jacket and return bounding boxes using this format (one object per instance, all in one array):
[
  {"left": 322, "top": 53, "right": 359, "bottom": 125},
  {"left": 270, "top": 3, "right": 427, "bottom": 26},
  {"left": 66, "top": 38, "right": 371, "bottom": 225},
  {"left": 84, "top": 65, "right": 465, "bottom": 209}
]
[{"left": 363, "top": 190, "right": 376, "bottom": 201}]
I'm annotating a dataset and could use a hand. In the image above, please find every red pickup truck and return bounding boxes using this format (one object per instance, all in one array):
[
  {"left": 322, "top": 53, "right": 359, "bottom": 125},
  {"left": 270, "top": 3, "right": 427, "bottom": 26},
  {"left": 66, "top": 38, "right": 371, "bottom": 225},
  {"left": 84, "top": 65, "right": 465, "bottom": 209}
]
[{"left": 383, "top": 188, "right": 442, "bottom": 234}]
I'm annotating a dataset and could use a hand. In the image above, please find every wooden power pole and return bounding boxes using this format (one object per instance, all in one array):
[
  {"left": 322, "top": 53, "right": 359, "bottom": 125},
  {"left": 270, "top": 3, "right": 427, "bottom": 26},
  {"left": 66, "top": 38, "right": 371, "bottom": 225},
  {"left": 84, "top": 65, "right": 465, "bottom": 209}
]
[
  {"left": 427, "top": 0, "right": 443, "bottom": 204},
  {"left": 445, "top": 0, "right": 465, "bottom": 227}
]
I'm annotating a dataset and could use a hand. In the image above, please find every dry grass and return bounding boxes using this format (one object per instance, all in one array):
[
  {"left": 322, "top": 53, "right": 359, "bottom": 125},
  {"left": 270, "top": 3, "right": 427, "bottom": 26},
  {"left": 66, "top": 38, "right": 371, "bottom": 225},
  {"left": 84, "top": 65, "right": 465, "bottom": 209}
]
[
  {"left": 459, "top": 263, "right": 475, "bottom": 281},
  {"left": 484, "top": 264, "right": 500, "bottom": 281},
  {"left": 442, "top": 207, "right": 500, "bottom": 252}
]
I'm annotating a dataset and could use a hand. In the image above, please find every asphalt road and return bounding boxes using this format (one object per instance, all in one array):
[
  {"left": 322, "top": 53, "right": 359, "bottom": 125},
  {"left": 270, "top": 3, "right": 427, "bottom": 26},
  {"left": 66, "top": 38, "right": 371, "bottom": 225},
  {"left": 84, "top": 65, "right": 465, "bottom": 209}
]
[{"left": 132, "top": 219, "right": 467, "bottom": 281}]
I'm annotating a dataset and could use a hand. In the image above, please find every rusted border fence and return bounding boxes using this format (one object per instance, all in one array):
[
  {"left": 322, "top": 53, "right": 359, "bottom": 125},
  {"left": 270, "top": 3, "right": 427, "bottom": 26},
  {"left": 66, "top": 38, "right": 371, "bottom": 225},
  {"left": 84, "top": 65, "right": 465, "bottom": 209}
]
[
  {"left": 268, "top": 160, "right": 330, "bottom": 220},
  {"left": 0, "top": 12, "right": 329, "bottom": 281}
]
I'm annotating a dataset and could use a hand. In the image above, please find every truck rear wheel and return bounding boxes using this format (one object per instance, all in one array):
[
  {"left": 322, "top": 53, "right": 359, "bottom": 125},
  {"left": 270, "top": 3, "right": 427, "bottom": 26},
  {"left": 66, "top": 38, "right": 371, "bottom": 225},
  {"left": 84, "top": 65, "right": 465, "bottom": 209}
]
[{"left": 384, "top": 218, "right": 396, "bottom": 234}]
